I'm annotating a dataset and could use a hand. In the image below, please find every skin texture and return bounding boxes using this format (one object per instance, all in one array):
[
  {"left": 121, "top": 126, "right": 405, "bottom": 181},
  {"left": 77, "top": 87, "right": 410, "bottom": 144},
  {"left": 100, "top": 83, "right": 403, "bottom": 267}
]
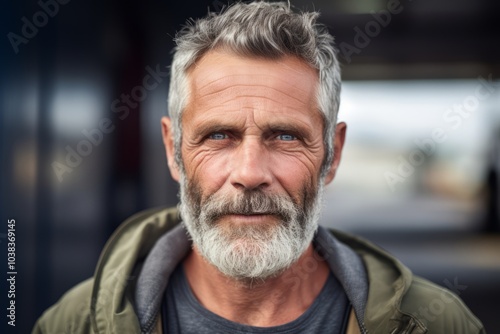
[{"left": 161, "top": 50, "right": 347, "bottom": 326}]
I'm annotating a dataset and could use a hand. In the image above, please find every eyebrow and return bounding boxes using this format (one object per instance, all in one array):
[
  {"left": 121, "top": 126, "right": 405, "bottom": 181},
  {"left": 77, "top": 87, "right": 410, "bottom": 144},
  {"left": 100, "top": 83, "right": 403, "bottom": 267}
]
[
  {"left": 191, "top": 120, "right": 238, "bottom": 140},
  {"left": 262, "top": 122, "right": 310, "bottom": 136}
]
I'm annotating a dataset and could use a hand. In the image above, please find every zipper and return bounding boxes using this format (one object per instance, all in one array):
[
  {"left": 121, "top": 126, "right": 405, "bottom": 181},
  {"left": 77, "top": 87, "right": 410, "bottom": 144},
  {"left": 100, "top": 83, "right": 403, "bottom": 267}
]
[
  {"left": 142, "top": 308, "right": 160, "bottom": 334},
  {"left": 390, "top": 321, "right": 417, "bottom": 334},
  {"left": 401, "top": 321, "right": 416, "bottom": 334}
]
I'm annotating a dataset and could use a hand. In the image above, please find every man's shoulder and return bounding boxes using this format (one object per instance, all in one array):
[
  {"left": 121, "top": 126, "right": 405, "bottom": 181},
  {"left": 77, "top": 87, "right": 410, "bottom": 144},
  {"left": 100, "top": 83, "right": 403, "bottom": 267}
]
[
  {"left": 326, "top": 228, "right": 485, "bottom": 333},
  {"left": 401, "top": 276, "right": 485, "bottom": 333},
  {"left": 32, "top": 206, "right": 181, "bottom": 334},
  {"left": 32, "top": 278, "right": 95, "bottom": 334}
]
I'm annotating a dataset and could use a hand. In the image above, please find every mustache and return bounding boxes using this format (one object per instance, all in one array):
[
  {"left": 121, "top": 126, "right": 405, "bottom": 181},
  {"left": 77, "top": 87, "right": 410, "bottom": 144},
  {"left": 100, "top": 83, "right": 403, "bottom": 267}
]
[{"left": 199, "top": 190, "right": 300, "bottom": 224}]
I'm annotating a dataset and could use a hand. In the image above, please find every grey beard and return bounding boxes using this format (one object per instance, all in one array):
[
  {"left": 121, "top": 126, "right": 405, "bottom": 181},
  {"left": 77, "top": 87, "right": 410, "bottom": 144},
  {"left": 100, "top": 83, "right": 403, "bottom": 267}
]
[{"left": 178, "top": 174, "right": 324, "bottom": 281}]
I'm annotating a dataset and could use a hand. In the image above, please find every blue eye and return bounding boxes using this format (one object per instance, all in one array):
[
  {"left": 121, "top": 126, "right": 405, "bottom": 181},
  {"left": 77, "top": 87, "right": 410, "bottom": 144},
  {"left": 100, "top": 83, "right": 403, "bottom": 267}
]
[
  {"left": 277, "top": 134, "right": 296, "bottom": 141},
  {"left": 209, "top": 132, "right": 228, "bottom": 140}
]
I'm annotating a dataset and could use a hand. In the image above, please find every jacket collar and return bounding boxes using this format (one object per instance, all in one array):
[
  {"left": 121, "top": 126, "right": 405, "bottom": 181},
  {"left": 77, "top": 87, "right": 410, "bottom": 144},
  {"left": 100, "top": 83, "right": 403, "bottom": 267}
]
[{"left": 332, "top": 230, "right": 426, "bottom": 333}]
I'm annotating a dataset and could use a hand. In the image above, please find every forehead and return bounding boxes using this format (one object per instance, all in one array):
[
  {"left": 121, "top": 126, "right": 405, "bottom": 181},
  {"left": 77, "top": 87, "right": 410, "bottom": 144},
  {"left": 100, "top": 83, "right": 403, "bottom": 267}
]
[
  {"left": 185, "top": 50, "right": 320, "bottom": 112},
  {"left": 188, "top": 50, "right": 318, "bottom": 83}
]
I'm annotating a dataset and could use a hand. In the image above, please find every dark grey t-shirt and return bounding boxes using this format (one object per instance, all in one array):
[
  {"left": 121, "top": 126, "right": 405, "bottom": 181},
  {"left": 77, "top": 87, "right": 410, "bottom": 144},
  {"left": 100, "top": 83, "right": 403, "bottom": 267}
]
[{"left": 162, "top": 265, "right": 350, "bottom": 334}]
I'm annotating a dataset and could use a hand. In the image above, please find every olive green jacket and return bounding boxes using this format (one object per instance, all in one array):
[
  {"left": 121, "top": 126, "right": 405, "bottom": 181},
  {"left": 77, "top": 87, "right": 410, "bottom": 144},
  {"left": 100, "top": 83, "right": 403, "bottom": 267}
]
[{"left": 32, "top": 207, "right": 485, "bottom": 334}]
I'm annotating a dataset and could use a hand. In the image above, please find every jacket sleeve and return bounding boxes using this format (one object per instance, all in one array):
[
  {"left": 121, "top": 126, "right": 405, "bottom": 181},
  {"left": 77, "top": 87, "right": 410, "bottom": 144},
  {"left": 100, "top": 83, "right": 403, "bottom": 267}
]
[
  {"left": 32, "top": 278, "right": 95, "bottom": 334},
  {"left": 400, "top": 277, "right": 486, "bottom": 334}
]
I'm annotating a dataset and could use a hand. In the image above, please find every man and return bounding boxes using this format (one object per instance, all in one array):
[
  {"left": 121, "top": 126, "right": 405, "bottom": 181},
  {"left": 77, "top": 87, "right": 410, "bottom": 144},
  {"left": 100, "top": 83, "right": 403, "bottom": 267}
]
[{"left": 33, "top": 2, "right": 485, "bottom": 333}]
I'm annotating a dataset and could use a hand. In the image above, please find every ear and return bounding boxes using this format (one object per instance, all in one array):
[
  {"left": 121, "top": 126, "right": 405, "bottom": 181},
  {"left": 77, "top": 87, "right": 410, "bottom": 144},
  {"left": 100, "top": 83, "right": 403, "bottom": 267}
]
[
  {"left": 324, "top": 122, "right": 347, "bottom": 185},
  {"left": 161, "top": 116, "right": 181, "bottom": 182}
]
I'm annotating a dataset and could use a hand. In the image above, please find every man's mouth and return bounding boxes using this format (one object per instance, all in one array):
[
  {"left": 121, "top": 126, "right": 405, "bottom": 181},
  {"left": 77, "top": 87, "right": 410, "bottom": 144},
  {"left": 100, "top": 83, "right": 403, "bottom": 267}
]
[{"left": 220, "top": 213, "right": 278, "bottom": 224}]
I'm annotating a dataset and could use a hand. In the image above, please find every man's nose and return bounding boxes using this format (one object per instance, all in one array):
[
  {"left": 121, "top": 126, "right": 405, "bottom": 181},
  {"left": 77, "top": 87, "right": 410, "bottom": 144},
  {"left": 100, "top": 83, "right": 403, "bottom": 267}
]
[{"left": 229, "top": 138, "right": 272, "bottom": 191}]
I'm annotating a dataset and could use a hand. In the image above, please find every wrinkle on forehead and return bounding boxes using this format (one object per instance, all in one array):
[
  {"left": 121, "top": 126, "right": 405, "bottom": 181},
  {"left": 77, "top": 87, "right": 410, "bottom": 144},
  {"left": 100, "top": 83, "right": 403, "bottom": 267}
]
[
  {"left": 185, "top": 50, "right": 319, "bottom": 110},
  {"left": 196, "top": 72, "right": 310, "bottom": 93},
  {"left": 180, "top": 50, "right": 325, "bottom": 149}
]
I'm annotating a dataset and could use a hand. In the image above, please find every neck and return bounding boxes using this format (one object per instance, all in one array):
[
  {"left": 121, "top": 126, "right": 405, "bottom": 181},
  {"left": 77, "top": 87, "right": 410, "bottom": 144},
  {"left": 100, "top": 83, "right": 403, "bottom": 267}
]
[{"left": 183, "top": 243, "right": 330, "bottom": 327}]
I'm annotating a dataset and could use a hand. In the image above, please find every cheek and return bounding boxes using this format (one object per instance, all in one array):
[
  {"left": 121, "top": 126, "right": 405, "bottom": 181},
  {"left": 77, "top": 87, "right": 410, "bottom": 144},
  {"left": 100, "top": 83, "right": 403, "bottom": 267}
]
[
  {"left": 269, "top": 154, "right": 319, "bottom": 197},
  {"left": 183, "top": 149, "right": 230, "bottom": 194}
]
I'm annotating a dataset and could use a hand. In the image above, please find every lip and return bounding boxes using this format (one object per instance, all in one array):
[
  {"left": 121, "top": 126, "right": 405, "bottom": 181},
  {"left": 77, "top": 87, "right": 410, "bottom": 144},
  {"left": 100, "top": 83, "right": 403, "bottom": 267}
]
[{"left": 221, "top": 214, "right": 277, "bottom": 224}]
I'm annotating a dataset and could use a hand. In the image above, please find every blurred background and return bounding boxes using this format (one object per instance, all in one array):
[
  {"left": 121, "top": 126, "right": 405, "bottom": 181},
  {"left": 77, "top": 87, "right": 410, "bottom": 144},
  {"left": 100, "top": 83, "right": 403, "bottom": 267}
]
[{"left": 1, "top": 0, "right": 499, "bottom": 332}]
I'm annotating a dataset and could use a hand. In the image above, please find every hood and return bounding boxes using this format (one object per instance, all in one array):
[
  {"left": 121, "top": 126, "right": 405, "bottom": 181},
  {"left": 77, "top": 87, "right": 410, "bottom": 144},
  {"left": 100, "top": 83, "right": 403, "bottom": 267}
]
[{"left": 333, "top": 230, "right": 425, "bottom": 333}]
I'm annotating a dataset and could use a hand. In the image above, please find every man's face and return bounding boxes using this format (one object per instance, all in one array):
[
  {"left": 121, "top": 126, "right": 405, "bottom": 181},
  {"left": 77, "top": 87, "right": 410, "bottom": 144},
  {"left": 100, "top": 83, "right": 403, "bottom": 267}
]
[{"left": 162, "top": 51, "right": 344, "bottom": 280}]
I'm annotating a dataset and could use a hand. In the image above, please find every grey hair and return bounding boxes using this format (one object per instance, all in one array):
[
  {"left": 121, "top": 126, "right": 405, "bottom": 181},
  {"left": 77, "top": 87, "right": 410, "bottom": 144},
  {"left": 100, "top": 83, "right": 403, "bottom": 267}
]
[{"left": 168, "top": 1, "right": 341, "bottom": 177}]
